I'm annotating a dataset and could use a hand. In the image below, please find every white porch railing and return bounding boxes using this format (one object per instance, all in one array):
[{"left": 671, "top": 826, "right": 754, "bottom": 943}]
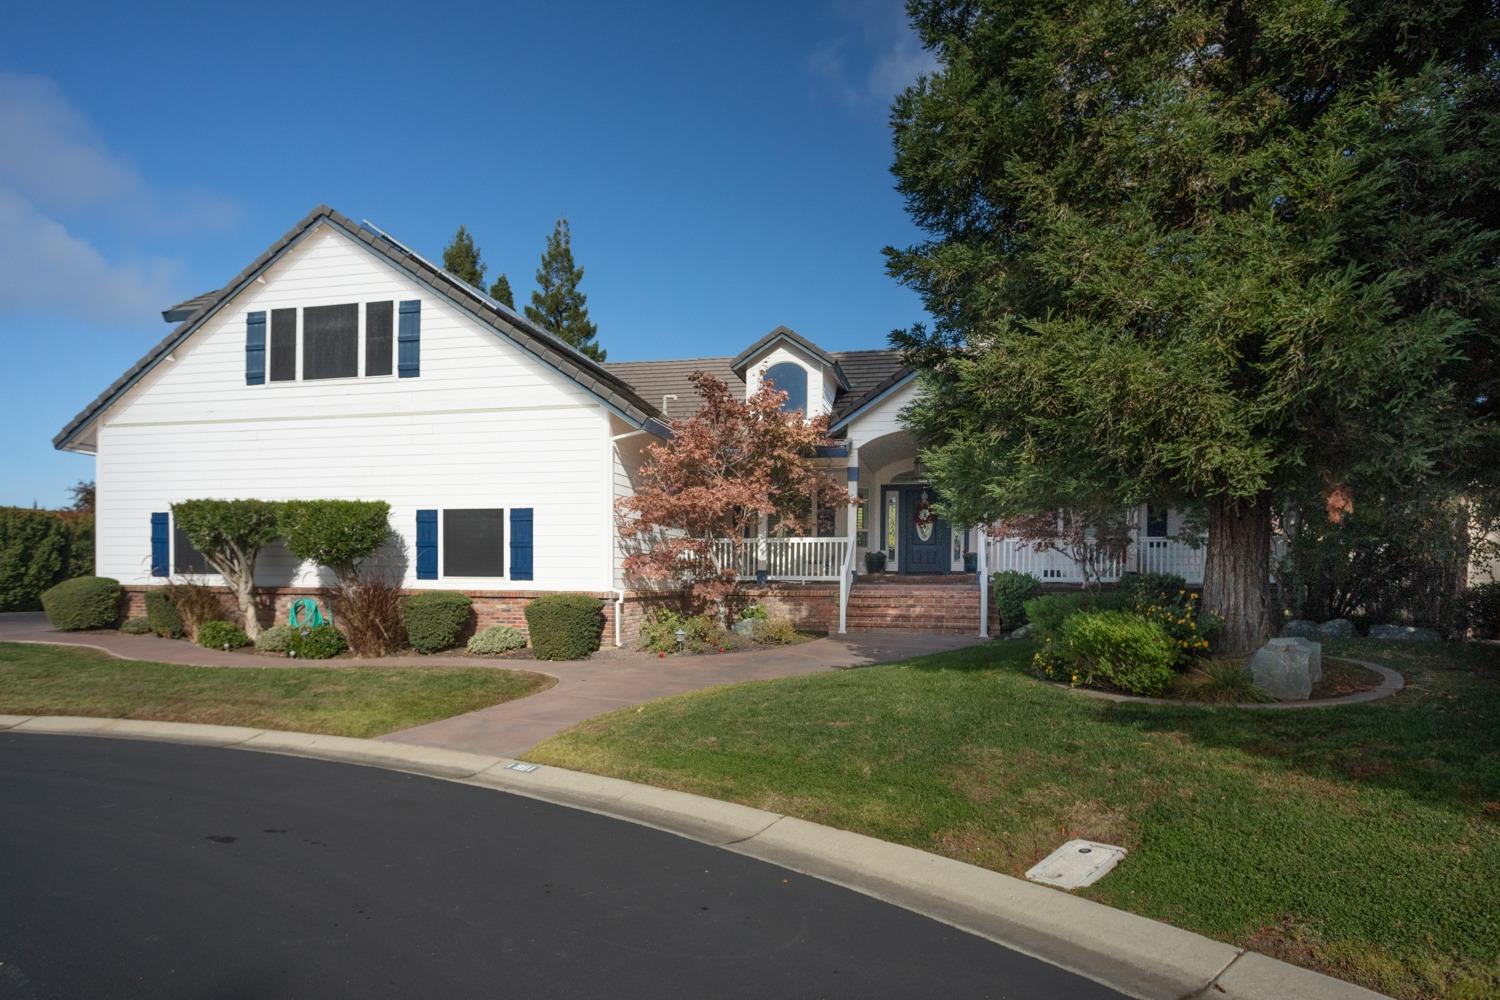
[
  {"left": 707, "top": 537, "right": 850, "bottom": 582},
  {"left": 984, "top": 535, "right": 1288, "bottom": 586}
]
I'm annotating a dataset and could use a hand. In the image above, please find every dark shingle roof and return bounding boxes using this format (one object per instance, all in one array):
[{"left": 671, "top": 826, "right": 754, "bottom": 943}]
[
  {"left": 161, "top": 290, "right": 220, "bottom": 323},
  {"left": 55, "top": 206, "right": 668, "bottom": 450},
  {"left": 606, "top": 347, "right": 906, "bottom": 427},
  {"left": 728, "top": 325, "right": 851, "bottom": 389}
]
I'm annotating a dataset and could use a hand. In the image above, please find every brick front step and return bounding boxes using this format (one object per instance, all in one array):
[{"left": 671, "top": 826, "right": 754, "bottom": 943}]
[{"left": 845, "top": 581, "right": 981, "bottom": 633}]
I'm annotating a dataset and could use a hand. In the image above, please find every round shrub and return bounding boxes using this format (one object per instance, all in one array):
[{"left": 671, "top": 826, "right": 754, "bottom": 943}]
[
  {"left": 40, "top": 576, "right": 121, "bottom": 631},
  {"left": 524, "top": 593, "right": 603, "bottom": 660},
  {"left": 1059, "top": 610, "right": 1177, "bottom": 696},
  {"left": 751, "top": 617, "right": 801, "bottom": 645},
  {"left": 197, "top": 620, "right": 250, "bottom": 650},
  {"left": 401, "top": 591, "right": 473, "bottom": 653},
  {"left": 120, "top": 616, "right": 152, "bottom": 635},
  {"left": 254, "top": 623, "right": 295, "bottom": 654},
  {"left": 288, "top": 624, "right": 347, "bottom": 659},
  {"left": 990, "top": 570, "right": 1042, "bottom": 630},
  {"left": 1116, "top": 571, "right": 1189, "bottom": 609},
  {"left": 1023, "top": 590, "right": 1126, "bottom": 643},
  {"left": 144, "top": 588, "right": 184, "bottom": 638},
  {"left": 467, "top": 623, "right": 528, "bottom": 656},
  {"left": 637, "top": 609, "right": 726, "bottom": 654}
]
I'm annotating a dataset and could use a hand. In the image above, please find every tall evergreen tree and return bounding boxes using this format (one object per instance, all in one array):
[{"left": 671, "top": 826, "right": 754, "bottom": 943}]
[
  {"left": 489, "top": 273, "right": 515, "bottom": 309},
  {"left": 525, "top": 219, "right": 604, "bottom": 361},
  {"left": 888, "top": 1, "right": 1499, "bottom": 653},
  {"left": 441, "top": 225, "right": 486, "bottom": 289}
]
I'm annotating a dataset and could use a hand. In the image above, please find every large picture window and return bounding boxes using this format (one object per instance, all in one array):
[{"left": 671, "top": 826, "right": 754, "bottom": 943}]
[
  {"left": 302, "top": 303, "right": 359, "bottom": 380},
  {"left": 763, "top": 362, "right": 808, "bottom": 415},
  {"left": 443, "top": 508, "right": 504, "bottom": 577}
]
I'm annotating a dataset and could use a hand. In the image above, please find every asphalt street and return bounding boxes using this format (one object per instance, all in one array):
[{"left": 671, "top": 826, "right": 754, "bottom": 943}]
[{"left": 0, "top": 734, "right": 1126, "bottom": 999}]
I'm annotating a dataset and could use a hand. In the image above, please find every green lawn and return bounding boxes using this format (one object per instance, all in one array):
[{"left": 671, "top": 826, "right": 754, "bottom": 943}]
[
  {"left": 528, "top": 639, "right": 1500, "bottom": 1000},
  {"left": 0, "top": 642, "right": 553, "bottom": 738}
]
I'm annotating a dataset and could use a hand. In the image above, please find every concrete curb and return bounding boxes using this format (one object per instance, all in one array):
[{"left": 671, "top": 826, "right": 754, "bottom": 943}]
[
  {"left": 2, "top": 717, "right": 1391, "bottom": 1000},
  {"left": 1052, "top": 656, "right": 1404, "bottom": 710}
]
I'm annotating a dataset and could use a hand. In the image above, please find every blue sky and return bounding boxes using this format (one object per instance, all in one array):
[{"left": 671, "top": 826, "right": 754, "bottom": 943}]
[{"left": 0, "top": 0, "right": 934, "bottom": 507}]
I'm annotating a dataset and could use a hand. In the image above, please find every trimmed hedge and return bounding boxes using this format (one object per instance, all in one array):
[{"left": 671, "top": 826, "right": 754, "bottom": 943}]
[
  {"left": 288, "top": 624, "right": 347, "bottom": 659},
  {"left": 1059, "top": 610, "right": 1178, "bottom": 696},
  {"left": 525, "top": 593, "right": 603, "bottom": 660},
  {"left": 989, "top": 570, "right": 1042, "bottom": 630},
  {"left": 40, "top": 576, "right": 121, "bottom": 630},
  {"left": 467, "top": 624, "right": 528, "bottom": 656},
  {"left": 401, "top": 591, "right": 473, "bottom": 653},
  {"left": 197, "top": 620, "right": 250, "bottom": 650},
  {"left": 1, "top": 508, "right": 92, "bottom": 611},
  {"left": 144, "top": 589, "right": 184, "bottom": 639},
  {"left": 120, "top": 616, "right": 152, "bottom": 635},
  {"left": 1023, "top": 590, "right": 1126, "bottom": 642}
]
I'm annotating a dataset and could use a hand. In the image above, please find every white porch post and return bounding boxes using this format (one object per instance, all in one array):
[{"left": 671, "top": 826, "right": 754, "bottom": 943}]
[
  {"left": 840, "top": 448, "right": 858, "bottom": 634},
  {"left": 977, "top": 523, "right": 989, "bottom": 638}
]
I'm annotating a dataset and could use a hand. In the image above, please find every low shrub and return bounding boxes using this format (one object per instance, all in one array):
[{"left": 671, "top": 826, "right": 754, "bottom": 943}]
[
  {"left": 401, "top": 591, "right": 473, "bottom": 654},
  {"left": 1466, "top": 581, "right": 1500, "bottom": 639},
  {"left": 467, "top": 624, "right": 528, "bottom": 656},
  {"left": 738, "top": 602, "right": 769, "bottom": 621},
  {"left": 1023, "top": 590, "right": 1125, "bottom": 643},
  {"left": 1116, "top": 571, "right": 1189, "bottom": 608},
  {"left": 1173, "top": 659, "right": 1270, "bottom": 704},
  {"left": 752, "top": 617, "right": 801, "bottom": 645},
  {"left": 332, "top": 577, "right": 406, "bottom": 657},
  {"left": 120, "top": 616, "right": 152, "bottom": 635},
  {"left": 40, "top": 576, "right": 121, "bottom": 630},
  {"left": 288, "top": 623, "right": 347, "bottom": 659},
  {"left": 990, "top": 570, "right": 1042, "bottom": 630},
  {"left": 164, "top": 579, "right": 226, "bottom": 641},
  {"left": 144, "top": 589, "right": 184, "bottom": 638},
  {"left": 638, "top": 608, "right": 727, "bottom": 654},
  {"left": 525, "top": 594, "right": 604, "bottom": 660},
  {"left": 197, "top": 620, "right": 250, "bottom": 650},
  {"left": 255, "top": 623, "right": 295, "bottom": 654},
  {"left": 1135, "top": 588, "right": 1218, "bottom": 664},
  {"left": 1057, "top": 611, "right": 1178, "bottom": 696}
]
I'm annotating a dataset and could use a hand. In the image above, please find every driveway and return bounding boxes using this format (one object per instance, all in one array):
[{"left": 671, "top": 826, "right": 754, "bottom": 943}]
[
  {"left": 0, "top": 734, "right": 1124, "bottom": 1000},
  {"left": 0, "top": 612, "right": 987, "bottom": 757}
]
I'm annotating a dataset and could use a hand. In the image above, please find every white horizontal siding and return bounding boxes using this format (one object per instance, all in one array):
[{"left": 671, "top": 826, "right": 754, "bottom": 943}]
[
  {"left": 94, "top": 223, "right": 613, "bottom": 591},
  {"left": 844, "top": 377, "right": 917, "bottom": 448}
]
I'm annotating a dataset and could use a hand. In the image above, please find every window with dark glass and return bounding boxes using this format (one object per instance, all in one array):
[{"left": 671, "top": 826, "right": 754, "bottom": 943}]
[
  {"left": 763, "top": 362, "right": 808, "bottom": 415},
  {"left": 302, "top": 303, "right": 359, "bottom": 380},
  {"left": 269, "top": 308, "right": 297, "bottom": 382},
  {"left": 365, "top": 301, "right": 394, "bottom": 376},
  {"left": 443, "top": 508, "right": 504, "bottom": 577},
  {"left": 1146, "top": 504, "right": 1169, "bottom": 538},
  {"left": 173, "top": 520, "right": 211, "bottom": 575}
]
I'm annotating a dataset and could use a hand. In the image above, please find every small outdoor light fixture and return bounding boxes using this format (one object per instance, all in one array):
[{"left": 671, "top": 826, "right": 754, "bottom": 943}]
[{"left": 675, "top": 627, "right": 687, "bottom": 648}]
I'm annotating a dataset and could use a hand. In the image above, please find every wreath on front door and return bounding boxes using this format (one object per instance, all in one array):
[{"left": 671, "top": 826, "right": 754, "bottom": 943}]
[{"left": 914, "top": 490, "right": 936, "bottom": 541}]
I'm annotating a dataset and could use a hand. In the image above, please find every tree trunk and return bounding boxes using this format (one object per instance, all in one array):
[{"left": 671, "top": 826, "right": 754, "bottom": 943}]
[
  {"left": 1202, "top": 494, "right": 1273, "bottom": 656},
  {"left": 231, "top": 571, "right": 261, "bottom": 640}
]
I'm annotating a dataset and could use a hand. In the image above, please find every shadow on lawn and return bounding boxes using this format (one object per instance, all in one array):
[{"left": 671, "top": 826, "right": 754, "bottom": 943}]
[{"left": 1095, "top": 641, "right": 1500, "bottom": 813}]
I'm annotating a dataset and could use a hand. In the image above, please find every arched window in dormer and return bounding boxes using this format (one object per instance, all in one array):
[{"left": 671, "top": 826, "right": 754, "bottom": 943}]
[{"left": 763, "top": 362, "right": 808, "bottom": 415}]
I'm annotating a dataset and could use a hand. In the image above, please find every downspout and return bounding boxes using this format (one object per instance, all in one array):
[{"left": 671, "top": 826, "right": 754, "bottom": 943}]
[
  {"left": 977, "top": 524, "right": 989, "bottom": 638},
  {"left": 609, "top": 427, "right": 652, "bottom": 647}
]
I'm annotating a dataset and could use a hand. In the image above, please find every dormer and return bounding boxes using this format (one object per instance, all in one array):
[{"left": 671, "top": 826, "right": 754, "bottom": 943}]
[{"left": 730, "top": 326, "right": 849, "bottom": 422}]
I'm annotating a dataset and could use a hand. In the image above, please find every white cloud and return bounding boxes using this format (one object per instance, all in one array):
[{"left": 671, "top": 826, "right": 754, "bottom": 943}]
[
  {"left": 0, "top": 186, "right": 181, "bottom": 323},
  {"left": 0, "top": 72, "right": 238, "bottom": 233},
  {"left": 807, "top": 0, "right": 939, "bottom": 108}
]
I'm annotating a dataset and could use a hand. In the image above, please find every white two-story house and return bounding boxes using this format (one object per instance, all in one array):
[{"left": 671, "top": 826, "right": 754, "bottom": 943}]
[{"left": 56, "top": 206, "right": 1209, "bottom": 641}]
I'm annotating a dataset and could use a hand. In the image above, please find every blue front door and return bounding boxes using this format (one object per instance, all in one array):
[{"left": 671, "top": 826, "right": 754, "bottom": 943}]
[{"left": 899, "top": 486, "right": 950, "bottom": 573}]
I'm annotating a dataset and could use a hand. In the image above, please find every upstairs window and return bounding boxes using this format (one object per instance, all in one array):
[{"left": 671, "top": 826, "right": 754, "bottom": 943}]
[
  {"left": 763, "top": 362, "right": 808, "bottom": 415},
  {"left": 302, "top": 303, "right": 359, "bottom": 380},
  {"left": 269, "top": 308, "right": 297, "bottom": 382},
  {"left": 365, "top": 301, "right": 394, "bottom": 377}
]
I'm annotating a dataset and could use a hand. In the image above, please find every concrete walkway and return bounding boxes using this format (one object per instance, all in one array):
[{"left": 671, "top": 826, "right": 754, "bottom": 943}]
[{"left": 0, "top": 612, "right": 986, "bottom": 756}]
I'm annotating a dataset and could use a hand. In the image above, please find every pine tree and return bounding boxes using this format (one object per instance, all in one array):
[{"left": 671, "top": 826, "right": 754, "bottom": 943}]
[
  {"left": 887, "top": 1, "right": 1499, "bottom": 653},
  {"left": 525, "top": 219, "right": 604, "bottom": 361},
  {"left": 489, "top": 273, "right": 514, "bottom": 309},
  {"left": 441, "top": 225, "right": 486, "bottom": 289}
]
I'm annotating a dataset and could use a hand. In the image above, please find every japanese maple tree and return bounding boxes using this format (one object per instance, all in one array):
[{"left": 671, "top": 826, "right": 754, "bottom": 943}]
[{"left": 618, "top": 372, "right": 845, "bottom": 613}]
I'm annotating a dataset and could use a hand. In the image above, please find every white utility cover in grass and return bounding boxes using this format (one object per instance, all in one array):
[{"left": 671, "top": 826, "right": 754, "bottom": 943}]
[{"left": 1025, "top": 840, "right": 1127, "bottom": 889}]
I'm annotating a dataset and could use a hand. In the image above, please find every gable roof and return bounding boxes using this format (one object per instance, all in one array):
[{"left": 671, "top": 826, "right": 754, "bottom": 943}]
[
  {"left": 728, "top": 325, "right": 851, "bottom": 390},
  {"left": 161, "top": 290, "right": 220, "bottom": 323},
  {"left": 605, "top": 347, "right": 906, "bottom": 427},
  {"left": 54, "top": 206, "right": 669, "bottom": 451}
]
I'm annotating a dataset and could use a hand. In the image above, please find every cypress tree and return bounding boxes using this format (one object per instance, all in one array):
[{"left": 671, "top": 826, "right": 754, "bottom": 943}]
[
  {"left": 441, "top": 225, "right": 486, "bottom": 289},
  {"left": 489, "top": 273, "right": 515, "bottom": 309},
  {"left": 887, "top": 1, "right": 1499, "bottom": 653},
  {"left": 525, "top": 219, "right": 605, "bottom": 361}
]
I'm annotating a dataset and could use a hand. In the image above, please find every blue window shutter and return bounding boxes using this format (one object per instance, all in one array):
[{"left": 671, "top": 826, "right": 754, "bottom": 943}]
[
  {"left": 245, "top": 311, "right": 266, "bottom": 385},
  {"left": 510, "top": 508, "right": 533, "bottom": 581},
  {"left": 150, "top": 513, "right": 169, "bottom": 577},
  {"left": 416, "top": 509, "right": 438, "bottom": 579},
  {"left": 398, "top": 300, "right": 421, "bottom": 378}
]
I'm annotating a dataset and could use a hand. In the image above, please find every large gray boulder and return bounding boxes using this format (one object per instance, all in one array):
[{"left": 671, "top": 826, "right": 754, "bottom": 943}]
[
  {"left": 731, "top": 619, "right": 758, "bottom": 638},
  {"left": 1280, "top": 620, "right": 1321, "bottom": 639},
  {"left": 1368, "top": 624, "right": 1441, "bottom": 642},
  {"left": 1009, "top": 623, "right": 1034, "bottom": 640},
  {"left": 1249, "top": 637, "right": 1322, "bottom": 700},
  {"left": 1317, "top": 618, "right": 1356, "bottom": 639}
]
